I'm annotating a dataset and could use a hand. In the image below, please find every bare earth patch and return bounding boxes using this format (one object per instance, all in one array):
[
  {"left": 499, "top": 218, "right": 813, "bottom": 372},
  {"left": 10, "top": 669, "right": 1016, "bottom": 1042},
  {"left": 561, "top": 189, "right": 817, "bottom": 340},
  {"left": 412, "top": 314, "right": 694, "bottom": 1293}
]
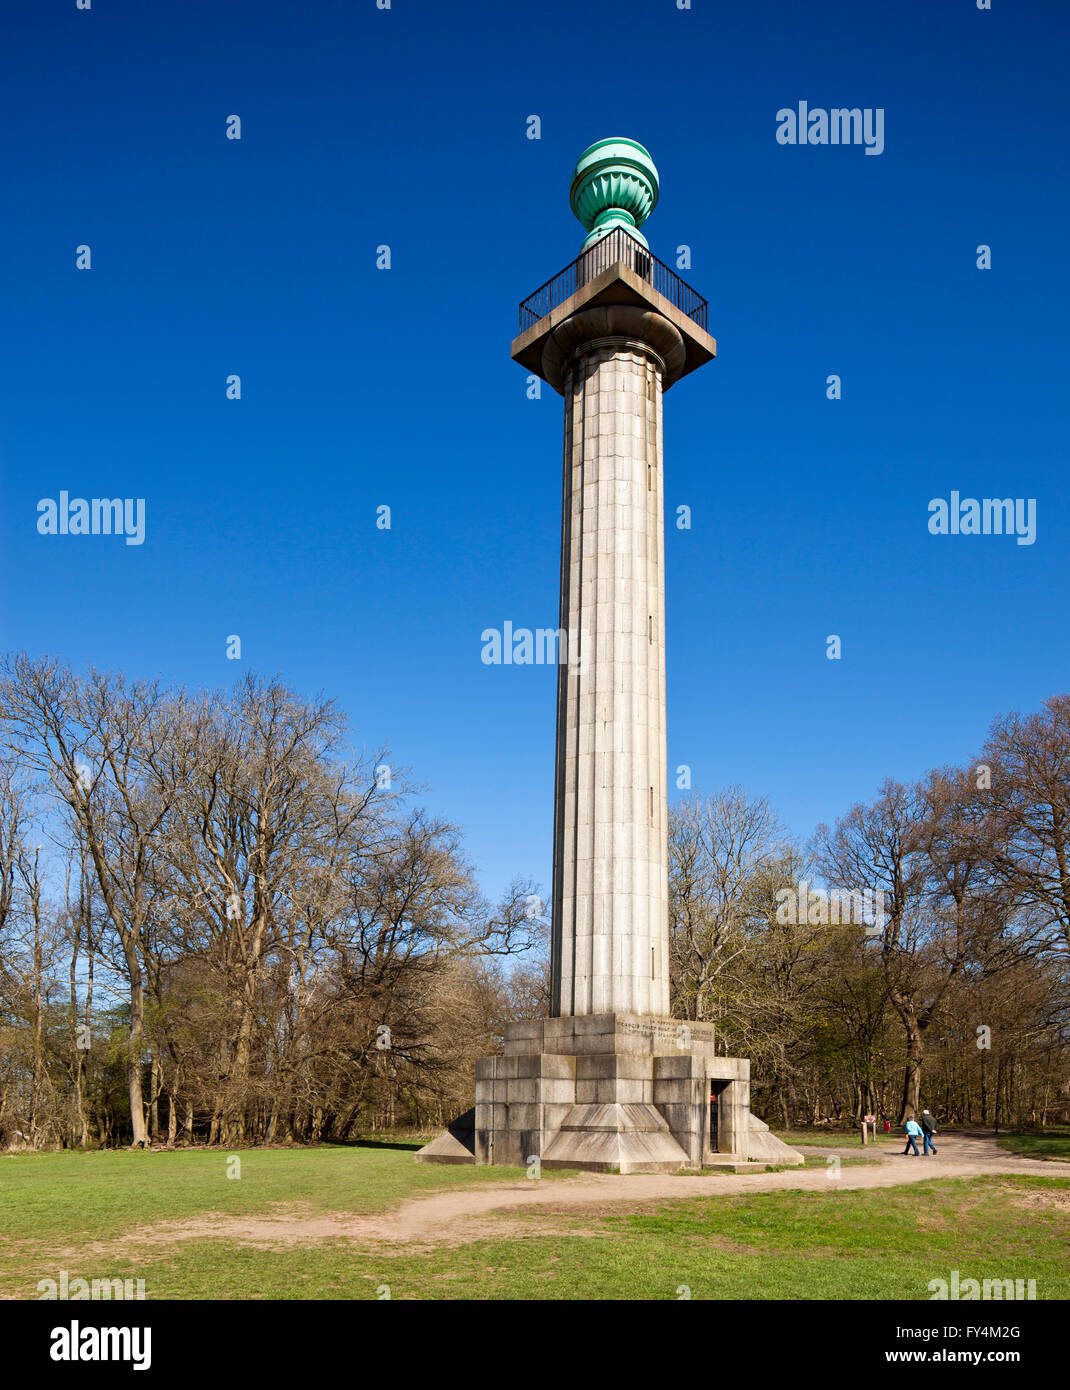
[
  {"left": 1005, "top": 1186, "right": 1070, "bottom": 1215},
  {"left": 33, "top": 1133, "right": 1070, "bottom": 1259}
]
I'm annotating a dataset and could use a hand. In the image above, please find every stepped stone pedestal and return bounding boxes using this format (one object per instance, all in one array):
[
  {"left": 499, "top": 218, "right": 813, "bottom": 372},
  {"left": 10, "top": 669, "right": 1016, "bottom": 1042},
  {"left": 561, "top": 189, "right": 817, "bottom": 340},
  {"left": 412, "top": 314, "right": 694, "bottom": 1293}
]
[{"left": 416, "top": 1013, "right": 802, "bottom": 1172}]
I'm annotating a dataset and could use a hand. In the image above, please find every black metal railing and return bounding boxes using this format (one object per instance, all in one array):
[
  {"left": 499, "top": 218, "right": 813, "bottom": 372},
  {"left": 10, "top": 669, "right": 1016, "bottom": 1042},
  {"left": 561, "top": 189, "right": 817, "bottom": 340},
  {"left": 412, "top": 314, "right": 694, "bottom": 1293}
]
[{"left": 518, "top": 227, "right": 707, "bottom": 334}]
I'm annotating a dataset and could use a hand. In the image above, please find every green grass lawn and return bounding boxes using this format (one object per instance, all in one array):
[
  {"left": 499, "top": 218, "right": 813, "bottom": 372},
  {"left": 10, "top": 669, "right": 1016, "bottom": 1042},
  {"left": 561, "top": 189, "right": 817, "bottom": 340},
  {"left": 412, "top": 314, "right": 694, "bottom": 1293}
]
[
  {"left": 1, "top": 1144, "right": 1066, "bottom": 1300},
  {"left": 995, "top": 1131, "right": 1070, "bottom": 1161},
  {"left": 0, "top": 1142, "right": 541, "bottom": 1245}
]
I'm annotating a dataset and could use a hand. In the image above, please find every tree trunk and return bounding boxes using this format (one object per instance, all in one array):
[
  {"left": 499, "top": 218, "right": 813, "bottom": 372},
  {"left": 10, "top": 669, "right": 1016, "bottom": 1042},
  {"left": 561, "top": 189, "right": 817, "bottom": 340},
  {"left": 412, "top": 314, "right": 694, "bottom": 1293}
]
[
  {"left": 82, "top": 916, "right": 95, "bottom": 1147},
  {"left": 899, "top": 1015, "right": 923, "bottom": 1121},
  {"left": 126, "top": 965, "right": 149, "bottom": 1148},
  {"left": 30, "top": 878, "right": 46, "bottom": 1147},
  {"left": 68, "top": 951, "right": 88, "bottom": 1148},
  {"left": 148, "top": 1050, "right": 160, "bottom": 1141}
]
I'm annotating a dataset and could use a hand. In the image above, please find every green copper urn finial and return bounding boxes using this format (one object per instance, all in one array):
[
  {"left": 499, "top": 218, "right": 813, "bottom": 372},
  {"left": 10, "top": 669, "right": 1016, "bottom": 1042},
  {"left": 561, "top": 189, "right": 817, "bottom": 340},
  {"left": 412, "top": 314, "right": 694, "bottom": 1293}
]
[{"left": 569, "top": 137, "right": 660, "bottom": 251}]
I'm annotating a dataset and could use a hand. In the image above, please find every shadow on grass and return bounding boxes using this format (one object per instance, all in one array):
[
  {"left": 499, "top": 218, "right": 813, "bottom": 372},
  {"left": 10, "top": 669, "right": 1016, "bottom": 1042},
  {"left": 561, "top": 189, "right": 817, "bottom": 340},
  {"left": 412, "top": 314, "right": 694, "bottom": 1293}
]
[
  {"left": 299, "top": 1137, "right": 431, "bottom": 1153},
  {"left": 349, "top": 1138, "right": 430, "bottom": 1153}
]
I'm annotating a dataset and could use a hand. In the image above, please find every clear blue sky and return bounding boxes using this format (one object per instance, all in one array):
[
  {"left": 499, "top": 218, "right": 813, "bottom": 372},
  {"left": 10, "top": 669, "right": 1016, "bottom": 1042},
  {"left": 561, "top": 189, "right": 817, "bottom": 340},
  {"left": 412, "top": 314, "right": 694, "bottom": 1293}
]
[{"left": 2, "top": 0, "right": 1067, "bottom": 903}]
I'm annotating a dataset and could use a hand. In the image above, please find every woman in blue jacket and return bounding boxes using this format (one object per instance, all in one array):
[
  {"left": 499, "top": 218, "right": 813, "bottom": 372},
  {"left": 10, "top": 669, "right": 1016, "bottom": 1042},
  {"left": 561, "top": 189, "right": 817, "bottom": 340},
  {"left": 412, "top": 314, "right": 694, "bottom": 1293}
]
[{"left": 903, "top": 1117, "right": 923, "bottom": 1155}]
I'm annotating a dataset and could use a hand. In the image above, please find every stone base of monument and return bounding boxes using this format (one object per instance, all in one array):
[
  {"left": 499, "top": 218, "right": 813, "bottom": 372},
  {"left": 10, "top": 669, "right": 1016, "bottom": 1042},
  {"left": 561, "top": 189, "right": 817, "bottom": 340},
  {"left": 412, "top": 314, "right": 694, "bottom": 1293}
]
[{"left": 415, "top": 1013, "right": 805, "bottom": 1174}]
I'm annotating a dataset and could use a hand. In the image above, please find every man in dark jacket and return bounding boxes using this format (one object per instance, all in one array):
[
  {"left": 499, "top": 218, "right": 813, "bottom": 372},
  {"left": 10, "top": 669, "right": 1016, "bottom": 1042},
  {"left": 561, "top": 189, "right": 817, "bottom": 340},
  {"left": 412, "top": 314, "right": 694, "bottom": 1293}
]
[{"left": 920, "top": 1109, "right": 938, "bottom": 1155}]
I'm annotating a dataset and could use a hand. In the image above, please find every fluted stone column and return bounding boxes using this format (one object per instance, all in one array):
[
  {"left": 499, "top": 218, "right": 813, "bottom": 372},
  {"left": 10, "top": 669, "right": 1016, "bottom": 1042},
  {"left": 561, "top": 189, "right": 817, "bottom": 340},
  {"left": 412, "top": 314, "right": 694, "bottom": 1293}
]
[{"left": 548, "top": 306, "right": 684, "bottom": 1017}]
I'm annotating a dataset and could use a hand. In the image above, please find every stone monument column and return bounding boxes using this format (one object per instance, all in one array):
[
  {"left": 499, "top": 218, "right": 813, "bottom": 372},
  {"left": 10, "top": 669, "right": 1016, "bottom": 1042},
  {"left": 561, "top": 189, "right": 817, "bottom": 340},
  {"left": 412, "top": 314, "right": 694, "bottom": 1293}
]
[
  {"left": 545, "top": 141, "right": 690, "bottom": 1019},
  {"left": 415, "top": 138, "right": 805, "bottom": 1174},
  {"left": 551, "top": 311, "right": 681, "bottom": 1018}
]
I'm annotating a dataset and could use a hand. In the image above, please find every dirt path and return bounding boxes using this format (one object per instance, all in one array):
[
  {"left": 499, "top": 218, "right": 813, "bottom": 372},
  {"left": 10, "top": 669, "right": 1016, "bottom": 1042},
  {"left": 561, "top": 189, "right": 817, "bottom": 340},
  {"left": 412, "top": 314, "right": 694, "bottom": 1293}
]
[{"left": 66, "top": 1130, "right": 1070, "bottom": 1256}]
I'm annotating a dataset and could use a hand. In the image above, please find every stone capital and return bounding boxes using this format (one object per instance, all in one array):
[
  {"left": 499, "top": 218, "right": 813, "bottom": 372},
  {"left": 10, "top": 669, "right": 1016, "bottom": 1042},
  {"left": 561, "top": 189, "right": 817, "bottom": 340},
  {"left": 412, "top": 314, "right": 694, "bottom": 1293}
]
[{"left": 543, "top": 305, "right": 685, "bottom": 394}]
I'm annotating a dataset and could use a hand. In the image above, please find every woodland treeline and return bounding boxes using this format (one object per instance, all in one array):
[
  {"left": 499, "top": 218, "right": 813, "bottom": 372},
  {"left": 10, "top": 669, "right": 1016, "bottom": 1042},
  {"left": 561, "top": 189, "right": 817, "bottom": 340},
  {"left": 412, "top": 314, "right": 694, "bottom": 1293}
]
[
  {"left": 0, "top": 652, "right": 1066, "bottom": 1148},
  {"left": 668, "top": 698, "right": 1070, "bottom": 1131}
]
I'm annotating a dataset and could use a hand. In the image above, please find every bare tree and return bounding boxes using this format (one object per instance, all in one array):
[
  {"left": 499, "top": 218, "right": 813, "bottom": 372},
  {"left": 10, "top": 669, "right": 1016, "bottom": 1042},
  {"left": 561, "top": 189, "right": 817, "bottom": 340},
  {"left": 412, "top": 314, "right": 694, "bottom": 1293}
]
[
  {"left": 0, "top": 655, "right": 183, "bottom": 1147},
  {"left": 982, "top": 696, "right": 1070, "bottom": 961},
  {"left": 669, "top": 788, "right": 786, "bottom": 1022}
]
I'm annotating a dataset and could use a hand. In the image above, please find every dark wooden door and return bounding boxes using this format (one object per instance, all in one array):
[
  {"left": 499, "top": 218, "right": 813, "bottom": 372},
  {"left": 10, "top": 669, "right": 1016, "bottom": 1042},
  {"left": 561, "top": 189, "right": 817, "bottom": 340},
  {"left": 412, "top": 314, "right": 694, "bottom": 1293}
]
[{"left": 709, "top": 1081, "right": 728, "bottom": 1153}]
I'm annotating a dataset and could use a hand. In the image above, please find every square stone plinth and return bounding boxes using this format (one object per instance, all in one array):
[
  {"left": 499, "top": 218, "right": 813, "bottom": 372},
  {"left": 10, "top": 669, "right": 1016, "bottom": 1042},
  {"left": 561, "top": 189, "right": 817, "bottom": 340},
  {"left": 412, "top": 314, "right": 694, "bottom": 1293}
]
[{"left": 415, "top": 1015, "right": 804, "bottom": 1173}]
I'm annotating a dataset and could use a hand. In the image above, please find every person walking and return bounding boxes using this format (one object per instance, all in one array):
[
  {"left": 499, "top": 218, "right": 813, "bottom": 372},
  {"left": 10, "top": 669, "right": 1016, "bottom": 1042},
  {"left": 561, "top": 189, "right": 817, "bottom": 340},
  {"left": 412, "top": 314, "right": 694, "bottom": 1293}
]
[
  {"left": 903, "top": 1116, "right": 923, "bottom": 1155},
  {"left": 920, "top": 1109, "right": 938, "bottom": 1156}
]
